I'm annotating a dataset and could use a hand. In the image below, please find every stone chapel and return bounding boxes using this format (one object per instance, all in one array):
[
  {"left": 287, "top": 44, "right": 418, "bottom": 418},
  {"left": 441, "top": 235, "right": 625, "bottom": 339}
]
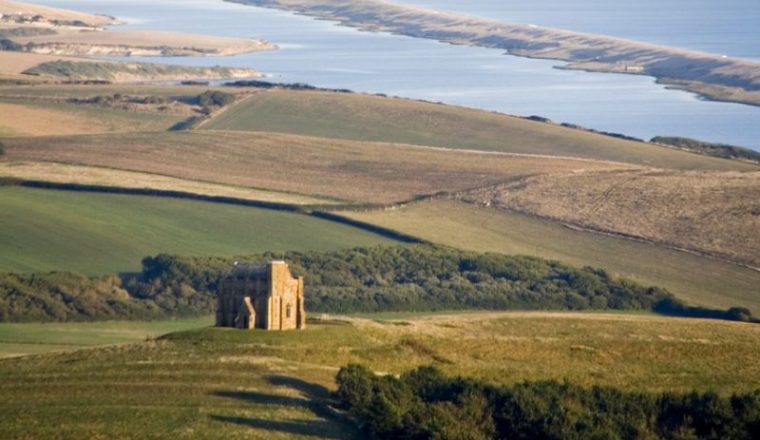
[{"left": 216, "top": 260, "right": 306, "bottom": 330}]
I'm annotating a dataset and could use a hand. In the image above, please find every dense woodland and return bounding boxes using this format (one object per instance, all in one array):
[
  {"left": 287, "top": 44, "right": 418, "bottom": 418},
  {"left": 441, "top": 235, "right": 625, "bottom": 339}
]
[
  {"left": 0, "top": 245, "right": 754, "bottom": 322},
  {"left": 336, "top": 364, "right": 760, "bottom": 439}
]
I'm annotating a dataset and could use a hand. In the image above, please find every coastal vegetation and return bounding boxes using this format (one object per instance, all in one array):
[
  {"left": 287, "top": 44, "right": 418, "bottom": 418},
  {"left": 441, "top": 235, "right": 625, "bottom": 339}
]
[
  {"left": 336, "top": 364, "right": 760, "bottom": 439},
  {"left": 23, "top": 60, "right": 260, "bottom": 82}
]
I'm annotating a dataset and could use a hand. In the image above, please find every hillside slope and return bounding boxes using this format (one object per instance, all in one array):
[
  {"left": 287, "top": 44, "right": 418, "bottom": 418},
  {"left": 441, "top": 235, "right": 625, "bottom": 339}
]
[
  {"left": 203, "top": 90, "right": 756, "bottom": 170},
  {"left": 462, "top": 169, "right": 760, "bottom": 269},
  {"left": 2, "top": 130, "right": 628, "bottom": 204},
  {"left": 1, "top": 312, "right": 759, "bottom": 438},
  {"left": 0, "top": 186, "right": 396, "bottom": 274}
]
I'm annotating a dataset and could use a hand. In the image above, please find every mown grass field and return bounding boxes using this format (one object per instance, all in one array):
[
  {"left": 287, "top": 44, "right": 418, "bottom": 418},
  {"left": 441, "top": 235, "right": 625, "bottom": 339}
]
[
  {"left": 204, "top": 90, "right": 755, "bottom": 171},
  {"left": 0, "top": 317, "right": 212, "bottom": 358},
  {"left": 0, "top": 186, "right": 397, "bottom": 274},
  {"left": 343, "top": 199, "right": 760, "bottom": 314},
  {"left": 2, "top": 130, "right": 628, "bottom": 204},
  {"left": 1, "top": 312, "right": 758, "bottom": 439}
]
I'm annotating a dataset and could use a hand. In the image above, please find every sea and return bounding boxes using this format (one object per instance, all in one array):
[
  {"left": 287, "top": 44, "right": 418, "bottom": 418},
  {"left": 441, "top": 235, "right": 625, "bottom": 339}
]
[{"left": 30, "top": 0, "right": 760, "bottom": 150}]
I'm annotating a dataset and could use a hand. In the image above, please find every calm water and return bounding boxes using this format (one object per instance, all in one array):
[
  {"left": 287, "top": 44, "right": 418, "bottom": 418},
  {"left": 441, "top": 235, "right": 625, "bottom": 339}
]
[
  {"left": 392, "top": 0, "right": 760, "bottom": 61},
  {"left": 33, "top": 0, "right": 760, "bottom": 150}
]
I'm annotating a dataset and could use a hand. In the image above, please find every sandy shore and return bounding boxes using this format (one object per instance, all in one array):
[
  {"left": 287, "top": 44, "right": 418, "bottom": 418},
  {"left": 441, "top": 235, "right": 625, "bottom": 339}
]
[{"left": 229, "top": 0, "right": 760, "bottom": 107}]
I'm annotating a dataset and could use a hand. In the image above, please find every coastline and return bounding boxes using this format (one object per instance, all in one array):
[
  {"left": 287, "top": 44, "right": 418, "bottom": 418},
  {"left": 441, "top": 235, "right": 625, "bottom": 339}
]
[
  {"left": 0, "top": 0, "right": 274, "bottom": 82},
  {"left": 226, "top": 0, "right": 760, "bottom": 108}
]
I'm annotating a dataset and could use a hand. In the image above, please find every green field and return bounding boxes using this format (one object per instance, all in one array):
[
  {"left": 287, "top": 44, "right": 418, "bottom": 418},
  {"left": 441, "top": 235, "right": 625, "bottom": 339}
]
[
  {"left": 1, "top": 312, "right": 758, "bottom": 439},
  {"left": 344, "top": 200, "right": 760, "bottom": 314},
  {"left": 204, "top": 90, "right": 755, "bottom": 171},
  {"left": 0, "top": 187, "right": 398, "bottom": 274},
  {"left": 0, "top": 317, "right": 213, "bottom": 358}
]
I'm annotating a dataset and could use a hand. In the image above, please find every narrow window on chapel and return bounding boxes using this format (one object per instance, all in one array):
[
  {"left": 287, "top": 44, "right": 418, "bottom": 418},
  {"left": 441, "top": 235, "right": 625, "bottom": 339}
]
[{"left": 286, "top": 304, "right": 292, "bottom": 319}]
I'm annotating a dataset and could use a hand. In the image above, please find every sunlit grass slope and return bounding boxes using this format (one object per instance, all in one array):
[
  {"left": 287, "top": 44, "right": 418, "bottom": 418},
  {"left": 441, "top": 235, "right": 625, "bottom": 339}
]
[
  {"left": 0, "top": 312, "right": 758, "bottom": 439},
  {"left": 203, "top": 90, "right": 756, "bottom": 170},
  {"left": 0, "top": 187, "right": 398, "bottom": 274}
]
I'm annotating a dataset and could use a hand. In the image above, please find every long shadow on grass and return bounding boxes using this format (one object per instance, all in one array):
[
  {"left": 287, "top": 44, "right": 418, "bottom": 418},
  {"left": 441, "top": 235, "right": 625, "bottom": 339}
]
[{"left": 211, "top": 375, "right": 357, "bottom": 439}]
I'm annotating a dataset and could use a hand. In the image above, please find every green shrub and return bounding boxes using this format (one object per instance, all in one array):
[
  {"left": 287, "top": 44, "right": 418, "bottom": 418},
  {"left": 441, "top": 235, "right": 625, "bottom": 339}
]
[
  {"left": 336, "top": 364, "right": 760, "bottom": 439},
  {"left": 197, "top": 90, "right": 236, "bottom": 108},
  {"left": 0, "top": 245, "right": 755, "bottom": 322}
]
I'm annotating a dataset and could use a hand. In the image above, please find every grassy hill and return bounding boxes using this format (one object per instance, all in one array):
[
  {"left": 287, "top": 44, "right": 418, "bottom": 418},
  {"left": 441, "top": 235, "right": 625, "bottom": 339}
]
[
  {"left": 343, "top": 200, "right": 760, "bottom": 314},
  {"left": 0, "top": 186, "right": 397, "bottom": 274},
  {"left": 0, "top": 312, "right": 758, "bottom": 438},
  {"left": 2, "top": 130, "right": 627, "bottom": 204},
  {"left": 203, "top": 90, "right": 756, "bottom": 171}
]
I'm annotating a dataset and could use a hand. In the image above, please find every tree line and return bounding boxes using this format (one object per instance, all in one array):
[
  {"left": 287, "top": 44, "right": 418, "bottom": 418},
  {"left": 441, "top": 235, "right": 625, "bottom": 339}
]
[
  {"left": 0, "top": 245, "right": 755, "bottom": 322},
  {"left": 336, "top": 364, "right": 760, "bottom": 439}
]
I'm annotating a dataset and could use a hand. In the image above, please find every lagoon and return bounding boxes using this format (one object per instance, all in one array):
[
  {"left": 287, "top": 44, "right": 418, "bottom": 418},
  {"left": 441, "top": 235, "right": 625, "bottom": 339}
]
[{"left": 33, "top": 0, "right": 760, "bottom": 150}]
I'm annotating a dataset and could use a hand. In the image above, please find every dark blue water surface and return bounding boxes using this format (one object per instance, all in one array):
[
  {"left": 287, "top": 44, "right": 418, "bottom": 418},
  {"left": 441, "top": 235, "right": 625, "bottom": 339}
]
[{"left": 34, "top": 0, "right": 760, "bottom": 150}]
